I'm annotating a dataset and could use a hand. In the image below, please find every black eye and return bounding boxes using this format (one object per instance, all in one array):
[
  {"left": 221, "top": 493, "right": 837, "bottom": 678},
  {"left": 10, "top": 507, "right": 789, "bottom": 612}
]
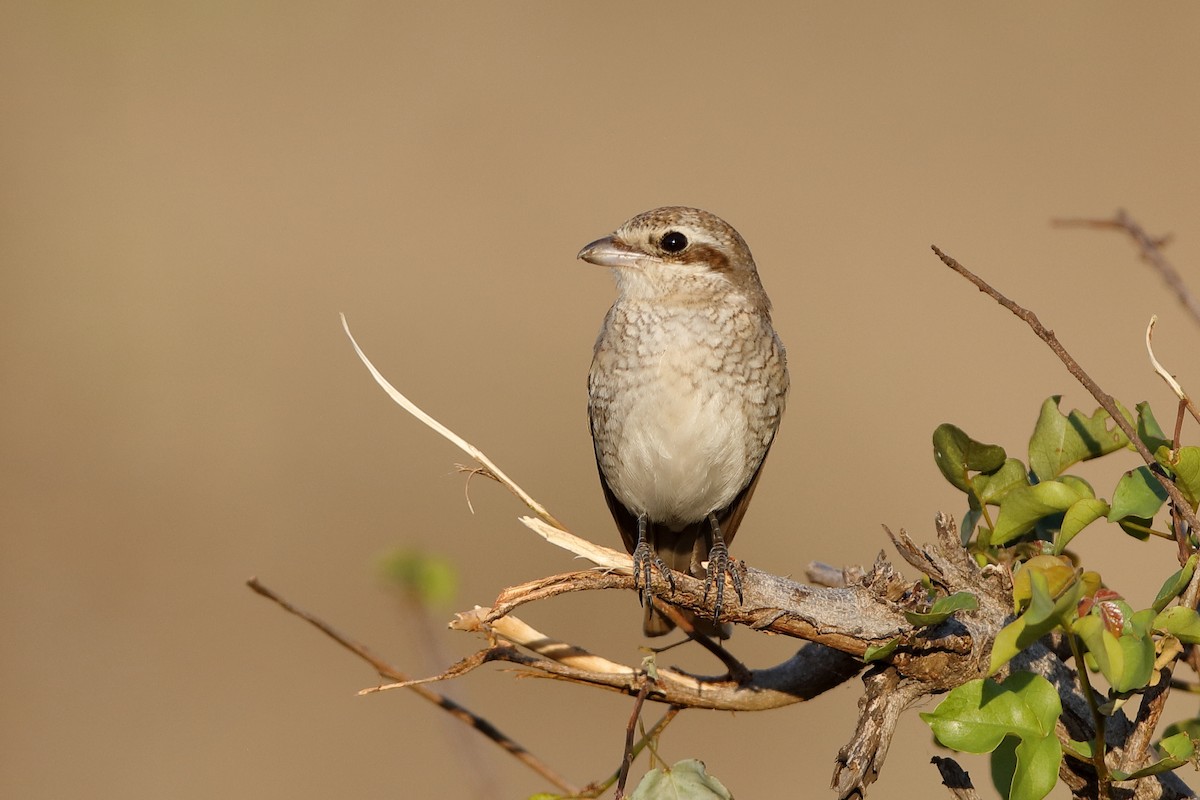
[{"left": 660, "top": 231, "right": 688, "bottom": 253}]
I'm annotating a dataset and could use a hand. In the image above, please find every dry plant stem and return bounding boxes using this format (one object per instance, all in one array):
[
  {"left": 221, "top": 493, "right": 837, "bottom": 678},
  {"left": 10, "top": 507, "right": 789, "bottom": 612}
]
[
  {"left": 1148, "top": 315, "right": 1200, "bottom": 562},
  {"left": 245, "top": 578, "right": 579, "bottom": 796},
  {"left": 1147, "top": 316, "right": 1200, "bottom": 429},
  {"left": 1175, "top": 400, "right": 1187, "bottom": 451},
  {"left": 1054, "top": 210, "right": 1200, "bottom": 327},
  {"left": 932, "top": 246, "right": 1200, "bottom": 558},
  {"left": 931, "top": 756, "right": 982, "bottom": 800},
  {"left": 340, "top": 314, "right": 566, "bottom": 530},
  {"left": 615, "top": 680, "right": 655, "bottom": 800}
]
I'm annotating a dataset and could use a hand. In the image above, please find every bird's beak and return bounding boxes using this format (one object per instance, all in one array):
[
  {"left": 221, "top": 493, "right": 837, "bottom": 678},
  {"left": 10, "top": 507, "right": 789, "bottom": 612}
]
[{"left": 577, "top": 236, "right": 641, "bottom": 267}]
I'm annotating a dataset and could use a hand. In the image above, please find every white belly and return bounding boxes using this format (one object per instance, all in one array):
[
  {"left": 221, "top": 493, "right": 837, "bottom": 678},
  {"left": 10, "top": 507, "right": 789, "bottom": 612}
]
[{"left": 607, "top": 374, "right": 751, "bottom": 529}]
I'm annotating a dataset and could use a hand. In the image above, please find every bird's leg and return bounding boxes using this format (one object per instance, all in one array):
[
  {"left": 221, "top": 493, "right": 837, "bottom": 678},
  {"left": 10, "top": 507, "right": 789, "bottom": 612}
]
[
  {"left": 631, "top": 515, "right": 674, "bottom": 606},
  {"left": 703, "top": 513, "right": 744, "bottom": 622}
]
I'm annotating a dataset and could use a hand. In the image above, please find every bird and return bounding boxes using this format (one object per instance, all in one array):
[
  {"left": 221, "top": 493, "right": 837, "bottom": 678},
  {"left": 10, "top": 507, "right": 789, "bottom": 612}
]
[{"left": 579, "top": 206, "right": 789, "bottom": 637}]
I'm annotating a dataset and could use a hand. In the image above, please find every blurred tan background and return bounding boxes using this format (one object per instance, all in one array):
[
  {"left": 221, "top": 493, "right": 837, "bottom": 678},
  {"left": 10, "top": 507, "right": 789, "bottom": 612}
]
[{"left": 4, "top": 3, "right": 1200, "bottom": 798}]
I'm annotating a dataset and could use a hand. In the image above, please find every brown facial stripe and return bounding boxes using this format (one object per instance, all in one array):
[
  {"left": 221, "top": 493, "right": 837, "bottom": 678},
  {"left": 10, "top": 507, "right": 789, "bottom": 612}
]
[{"left": 674, "top": 242, "right": 734, "bottom": 273}]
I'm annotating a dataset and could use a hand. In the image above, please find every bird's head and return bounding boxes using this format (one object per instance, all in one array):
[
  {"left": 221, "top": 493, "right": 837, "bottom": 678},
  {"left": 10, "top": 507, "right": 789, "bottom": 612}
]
[{"left": 577, "top": 206, "right": 769, "bottom": 309}]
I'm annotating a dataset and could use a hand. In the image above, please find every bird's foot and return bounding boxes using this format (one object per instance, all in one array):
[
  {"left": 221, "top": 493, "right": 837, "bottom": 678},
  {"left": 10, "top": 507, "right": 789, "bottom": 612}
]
[
  {"left": 703, "top": 540, "right": 744, "bottom": 623},
  {"left": 631, "top": 539, "right": 675, "bottom": 606}
]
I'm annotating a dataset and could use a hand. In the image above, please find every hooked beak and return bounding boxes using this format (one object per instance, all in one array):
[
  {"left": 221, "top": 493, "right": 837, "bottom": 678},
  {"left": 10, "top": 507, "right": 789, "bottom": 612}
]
[{"left": 577, "top": 236, "right": 643, "bottom": 268}]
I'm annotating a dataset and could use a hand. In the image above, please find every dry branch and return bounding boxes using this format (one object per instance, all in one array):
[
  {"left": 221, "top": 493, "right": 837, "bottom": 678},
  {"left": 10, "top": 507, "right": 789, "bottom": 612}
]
[
  {"left": 246, "top": 577, "right": 578, "bottom": 795},
  {"left": 1054, "top": 210, "right": 1200, "bottom": 327}
]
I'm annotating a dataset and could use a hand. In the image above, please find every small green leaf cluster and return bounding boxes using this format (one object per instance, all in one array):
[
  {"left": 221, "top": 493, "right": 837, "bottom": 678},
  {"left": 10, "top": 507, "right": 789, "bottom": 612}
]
[
  {"left": 375, "top": 547, "right": 458, "bottom": 607},
  {"left": 929, "top": 397, "right": 1200, "bottom": 798},
  {"left": 935, "top": 398, "right": 1200, "bottom": 552}
]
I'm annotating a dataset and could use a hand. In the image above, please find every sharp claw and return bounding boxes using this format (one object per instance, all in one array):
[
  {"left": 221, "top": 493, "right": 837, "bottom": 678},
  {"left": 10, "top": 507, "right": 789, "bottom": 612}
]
[
  {"left": 632, "top": 539, "right": 672, "bottom": 607},
  {"left": 705, "top": 539, "right": 741, "bottom": 623},
  {"left": 661, "top": 563, "right": 676, "bottom": 594}
]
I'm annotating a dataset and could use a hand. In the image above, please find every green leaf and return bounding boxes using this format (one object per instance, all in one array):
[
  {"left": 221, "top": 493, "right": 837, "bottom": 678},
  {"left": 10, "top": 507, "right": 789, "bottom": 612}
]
[
  {"left": 1130, "top": 607, "right": 1156, "bottom": 637},
  {"left": 990, "top": 617, "right": 1032, "bottom": 676},
  {"left": 972, "top": 458, "right": 1030, "bottom": 506},
  {"left": 1109, "top": 467, "right": 1168, "bottom": 523},
  {"left": 1154, "top": 606, "right": 1200, "bottom": 644},
  {"left": 1117, "top": 515, "right": 1155, "bottom": 541},
  {"left": 1022, "top": 570, "right": 1070, "bottom": 627},
  {"left": 1012, "top": 732, "right": 1062, "bottom": 800},
  {"left": 1063, "top": 739, "right": 1094, "bottom": 761},
  {"left": 990, "top": 736, "right": 1018, "bottom": 799},
  {"left": 922, "top": 673, "right": 1062, "bottom": 800},
  {"left": 630, "top": 759, "right": 732, "bottom": 800},
  {"left": 1137, "top": 402, "right": 1171, "bottom": 453},
  {"left": 1158, "top": 445, "right": 1200, "bottom": 510},
  {"left": 934, "top": 424, "right": 1007, "bottom": 493},
  {"left": 1162, "top": 717, "right": 1200, "bottom": 745},
  {"left": 993, "top": 481, "right": 1086, "bottom": 545},
  {"left": 1028, "top": 396, "right": 1130, "bottom": 482},
  {"left": 1153, "top": 555, "right": 1198, "bottom": 613},
  {"left": 1111, "top": 731, "right": 1195, "bottom": 780},
  {"left": 921, "top": 679, "right": 1035, "bottom": 752},
  {"left": 1058, "top": 474, "right": 1096, "bottom": 499},
  {"left": 1054, "top": 498, "right": 1110, "bottom": 553},
  {"left": 906, "top": 592, "right": 978, "bottom": 627},
  {"left": 1159, "top": 730, "right": 1195, "bottom": 759},
  {"left": 375, "top": 548, "right": 458, "bottom": 607},
  {"left": 863, "top": 637, "right": 899, "bottom": 663},
  {"left": 992, "top": 571, "right": 1083, "bottom": 674},
  {"left": 1072, "top": 613, "right": 1156, "bottom": 693},
  {"left": 1012, "top": 557, "right": 1077, "bottom": 613}
]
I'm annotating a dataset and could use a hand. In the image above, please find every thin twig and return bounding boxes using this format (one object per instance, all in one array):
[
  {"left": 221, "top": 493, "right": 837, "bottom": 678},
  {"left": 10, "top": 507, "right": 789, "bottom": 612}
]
[
  {"left": 246, "top": 577, "right": 579, "bottom": 795},
  {"left": 340, "top": 314, "right": 566, "bottom": 530},
  {"left": 1053, "top": 210, "right": 1200, "bottom": 327},
  {"left": 651, "top": 600, "right": 751, "bottom": 682},
  {"left": 615, "top": 679, "right": 655, "bottom": 799},
  {"left": 577, "top": 708, "right": 682, "bottom": 798},
  {"left": 932, "top": 246, "right": 1200, "bottom": 560}
]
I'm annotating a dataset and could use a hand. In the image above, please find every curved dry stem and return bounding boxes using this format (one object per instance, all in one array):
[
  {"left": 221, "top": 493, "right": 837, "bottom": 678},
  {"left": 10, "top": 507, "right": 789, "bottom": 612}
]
[
  {"left": 340, "top": 313, "right": 566, "bottom": 530},
  {"left": 1146, "top": 316, "right": 1200, "bottom": 427}
]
